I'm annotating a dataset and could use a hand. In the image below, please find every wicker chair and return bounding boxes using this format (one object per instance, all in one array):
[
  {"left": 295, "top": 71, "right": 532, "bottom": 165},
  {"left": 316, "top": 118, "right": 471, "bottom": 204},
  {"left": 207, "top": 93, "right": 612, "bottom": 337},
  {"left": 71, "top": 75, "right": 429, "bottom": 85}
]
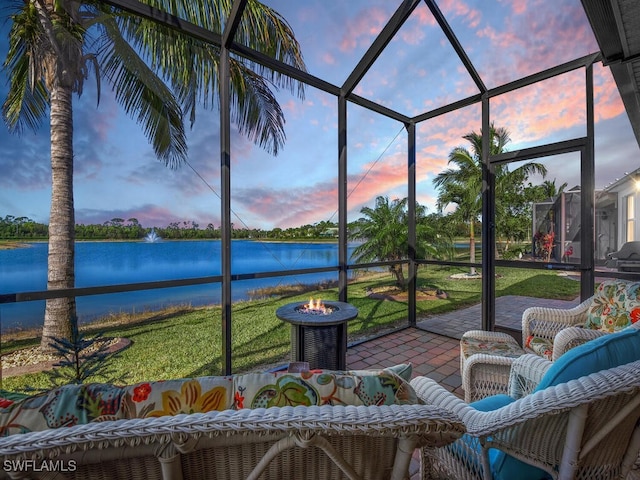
[
  {"left": 522, "top": 279, "right": 640, "bottom": 362},
  {"left": 522, "top": 298, "right": 605, "bottom": 361},
  {"left": 460, "top": 280, "right": 640, "bottom": 402},
  {"left": 412, "top": 328, "right": 640, "bottom": 480}
]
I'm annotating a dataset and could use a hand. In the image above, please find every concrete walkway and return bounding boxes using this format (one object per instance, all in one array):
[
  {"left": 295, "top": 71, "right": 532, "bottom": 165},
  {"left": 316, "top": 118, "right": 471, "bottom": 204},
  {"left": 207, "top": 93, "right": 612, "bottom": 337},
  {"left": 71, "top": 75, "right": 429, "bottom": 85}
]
[{"left": 416, "top": 295, "right": 581, "bottom": 339}]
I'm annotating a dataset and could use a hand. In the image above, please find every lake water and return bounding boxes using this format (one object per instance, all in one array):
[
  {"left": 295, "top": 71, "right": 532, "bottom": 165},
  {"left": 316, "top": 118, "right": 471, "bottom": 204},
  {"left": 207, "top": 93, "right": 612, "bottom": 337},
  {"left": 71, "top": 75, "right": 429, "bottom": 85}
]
[{"left": 0, "top": 240, "right": 359, "bottom": 332}]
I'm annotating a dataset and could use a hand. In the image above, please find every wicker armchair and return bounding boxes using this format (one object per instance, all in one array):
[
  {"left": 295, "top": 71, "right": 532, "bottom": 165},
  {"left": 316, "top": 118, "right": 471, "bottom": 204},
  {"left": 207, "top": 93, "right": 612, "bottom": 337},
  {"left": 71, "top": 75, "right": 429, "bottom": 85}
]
[
  {"left": 460, "top": 281, "right": 640, "bottom": 402},
  {"left": 523, "top": 279, "right": 640, "bottom": 362},
  {"left": 522, "top": 298, "right": 605, "bottom": 361},
  {"left": 458, "top": 301, "right": 601, "bottom": 402},
  {"left": 412, "top": 328, "right": 640, "bottom": 480}
]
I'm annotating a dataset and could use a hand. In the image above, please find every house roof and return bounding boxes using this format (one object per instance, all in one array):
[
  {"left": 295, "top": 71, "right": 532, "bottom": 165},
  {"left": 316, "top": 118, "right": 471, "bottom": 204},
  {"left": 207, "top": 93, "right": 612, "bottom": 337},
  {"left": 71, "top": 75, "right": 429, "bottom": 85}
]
[
  {"left": 602, "top": 167, "right": 640, "bottom": 192},
  {"left": 582, "top": 0, "right": 640, "bottom": 148}
]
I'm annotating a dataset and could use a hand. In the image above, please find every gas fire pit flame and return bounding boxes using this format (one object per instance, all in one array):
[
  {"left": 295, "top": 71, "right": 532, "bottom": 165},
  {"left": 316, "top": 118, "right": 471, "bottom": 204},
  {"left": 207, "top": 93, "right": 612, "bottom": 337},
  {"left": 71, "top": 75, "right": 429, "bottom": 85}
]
[{"left": 298, "top": 298, "right": 334, "bottom": 315}]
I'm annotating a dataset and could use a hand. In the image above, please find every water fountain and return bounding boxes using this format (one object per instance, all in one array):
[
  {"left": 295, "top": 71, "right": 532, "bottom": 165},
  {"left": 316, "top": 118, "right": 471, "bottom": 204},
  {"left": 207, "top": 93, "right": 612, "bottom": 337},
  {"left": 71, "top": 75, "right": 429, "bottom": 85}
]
[{"left": 144, "top": 228, "right": 161, "bottom": 243}]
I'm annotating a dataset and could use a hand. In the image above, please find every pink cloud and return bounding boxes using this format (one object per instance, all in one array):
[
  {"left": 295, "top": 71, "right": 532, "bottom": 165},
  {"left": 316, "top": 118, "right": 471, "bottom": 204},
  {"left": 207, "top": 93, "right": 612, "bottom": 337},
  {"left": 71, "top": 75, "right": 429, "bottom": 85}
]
[
  {"left": 339, "top": 7, "right": 389, "bottom": 52},
  {"left": 474, "top": 3, "right": 598, "bottom": 86},
  {"left": 398, "top": 5, "right": 436, "bottom": 46},
  {"left": 496, "top": 0, "right": 528, "bottom": 15},
  {"left": 233, "top": 182, "right": 339, "bottom": 228},
  {"left": 232, "top": 147, "right": 422, "bottom": 228},
  {"left": 281, "top": 99, "right": 303, "bottom": 117},
  {"left": 593, "top": 68, "right": 625, "bottom": 121},
  {"left": 75, "top": 204, "right": 199, "bottom": 229},
  {"left": 345, "top": 151, "right": 411, "bottom": 210},
  {"left": 439, "top": 0, "right": 483, "bottom": 29},
  {"left": 416, "top": 191, "right": 440, "bottom": 210},
  {"left": 411, "top": 5, "right": 438, "bottom": 27},
  {"left": 321, "top": 52, "right": 336, "bottom": 65},
  {"left": 400, "top": 26, "right": 426, "bottom": 46},
  {"left": 410, "top": 66, "right": 627, "bottom": 187},
  {"left": 489, "top": 69, "right": 623, "bottom": 144}
]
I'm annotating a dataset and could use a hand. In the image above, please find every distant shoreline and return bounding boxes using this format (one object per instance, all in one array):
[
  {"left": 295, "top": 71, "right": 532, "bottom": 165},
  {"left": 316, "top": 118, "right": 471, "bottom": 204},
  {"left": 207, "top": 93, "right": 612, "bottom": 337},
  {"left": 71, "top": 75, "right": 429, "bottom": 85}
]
[
  {"left": 0, "top": 238, "right": 341, "bottom": 249},
  {"left": 255, "top": 239, "right": 338, "bottom": 244},
  {"left": 0, "top": 241, "right": 31, "bottom": 250}
]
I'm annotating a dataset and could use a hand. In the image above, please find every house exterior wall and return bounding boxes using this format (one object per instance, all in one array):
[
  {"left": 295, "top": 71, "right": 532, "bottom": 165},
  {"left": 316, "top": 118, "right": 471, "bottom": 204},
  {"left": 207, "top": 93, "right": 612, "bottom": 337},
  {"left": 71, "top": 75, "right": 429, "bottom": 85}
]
[{"left": 610, "top": 177, "right": 640, "bottom": 251}]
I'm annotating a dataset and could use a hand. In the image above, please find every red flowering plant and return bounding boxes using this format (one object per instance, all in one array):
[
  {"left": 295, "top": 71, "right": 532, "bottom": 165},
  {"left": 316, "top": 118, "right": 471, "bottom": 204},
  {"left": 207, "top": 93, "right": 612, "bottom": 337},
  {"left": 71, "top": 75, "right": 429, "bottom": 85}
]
[{"left": 534, "top": 230, "right": 555, "bottom": 262}]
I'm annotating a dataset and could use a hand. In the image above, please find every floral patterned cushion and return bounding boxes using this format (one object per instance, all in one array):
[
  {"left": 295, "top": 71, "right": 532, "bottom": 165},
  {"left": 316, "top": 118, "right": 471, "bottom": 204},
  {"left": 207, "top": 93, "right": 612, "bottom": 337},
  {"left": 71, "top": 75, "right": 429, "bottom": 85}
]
[
  {"left": 0, "top": 366, "right": 417, "bottom": 436},
  {"left": 460, "top": 336, "right": 525, "bottom": 360},
  {"left": 233, "top": 366, "right": 419, "bottom": 409},
  {"left": 524, "top": 336, "right": 553, "bottom": 360},
  {"left": 118, "top": 376, "right": 234, "bottom": 419},
  {"left": 585, "top": 280, "right": 640, "bottom": 332},
  {"left": 0, "top": 383, "right": 124, "bottom": 437}
]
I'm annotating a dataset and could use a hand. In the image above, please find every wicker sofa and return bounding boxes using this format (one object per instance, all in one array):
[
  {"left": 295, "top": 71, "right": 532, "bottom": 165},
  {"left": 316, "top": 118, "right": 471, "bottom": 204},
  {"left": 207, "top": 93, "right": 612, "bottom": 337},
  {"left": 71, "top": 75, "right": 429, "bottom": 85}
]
[{"left": 0, "top": 364, "right": 465, "bottom": 480}]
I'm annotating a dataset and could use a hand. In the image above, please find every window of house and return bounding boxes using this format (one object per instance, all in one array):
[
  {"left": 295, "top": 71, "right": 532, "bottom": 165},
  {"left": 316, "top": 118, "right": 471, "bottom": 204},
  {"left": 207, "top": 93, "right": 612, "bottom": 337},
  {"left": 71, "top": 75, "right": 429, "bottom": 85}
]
[{"left": 627, "top": 194, "right": 635, "bottom": 242}]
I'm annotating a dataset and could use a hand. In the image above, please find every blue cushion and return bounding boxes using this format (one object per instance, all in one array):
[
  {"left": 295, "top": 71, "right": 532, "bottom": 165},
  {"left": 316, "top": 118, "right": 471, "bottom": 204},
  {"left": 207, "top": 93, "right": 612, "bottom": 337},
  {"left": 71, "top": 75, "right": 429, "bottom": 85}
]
[
  {"left": 489, "top": 449, "right": 550, "bottom": 480},
  {"left": 471, "top": 394, "right": 515, "bottom": 412},
  {"left": 469, "top": 395, "right": 550, "bottom": 480},
  {"left": 535, "top": 327, "right": 640, "bottom": 392}
]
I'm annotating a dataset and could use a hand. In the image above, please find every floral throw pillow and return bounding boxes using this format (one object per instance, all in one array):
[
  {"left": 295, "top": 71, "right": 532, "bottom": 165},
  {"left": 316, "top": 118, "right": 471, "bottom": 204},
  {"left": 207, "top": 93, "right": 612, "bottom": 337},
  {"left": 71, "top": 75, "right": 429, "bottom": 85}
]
[
  {"left": 585, "top": 280, "right": 640, "bottom": 332},
  {"left": 524, "top": 336, "right": 553, "bottom": 360},
  {"left": 0, "top": 383, "right": 124, "bottom": 437},
  {"left": 119, "top": 376, "right": 234, "bottom": 419},
  {"left": 233, "top": 366, "right": 419, "bottom": 409}
]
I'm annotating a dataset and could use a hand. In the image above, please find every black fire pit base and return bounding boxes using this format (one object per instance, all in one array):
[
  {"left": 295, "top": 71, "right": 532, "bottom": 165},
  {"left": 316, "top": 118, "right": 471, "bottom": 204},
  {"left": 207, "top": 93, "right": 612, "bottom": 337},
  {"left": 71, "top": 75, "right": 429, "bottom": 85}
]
[{"left": 276, "top": 301, "right": 358, "bottom": 371}]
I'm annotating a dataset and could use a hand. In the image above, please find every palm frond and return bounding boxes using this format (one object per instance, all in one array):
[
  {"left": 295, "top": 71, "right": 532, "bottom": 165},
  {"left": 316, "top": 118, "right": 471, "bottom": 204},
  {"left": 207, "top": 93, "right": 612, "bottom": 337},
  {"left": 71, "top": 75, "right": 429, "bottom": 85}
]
[
  {"left": 2, "top": 4, "right": 50, "bottom": 133},
  {"left": 112, "top": 0, "right": 305, "bottom": 156},
  {"left": 98, "top": 15, "right": 187, "bottom": 167},
  {"left": 228, "top": 60, "right": 285, "bottom": 155},
  {"left": 234, "top": 0, "right": 307, "bottom": 98}
]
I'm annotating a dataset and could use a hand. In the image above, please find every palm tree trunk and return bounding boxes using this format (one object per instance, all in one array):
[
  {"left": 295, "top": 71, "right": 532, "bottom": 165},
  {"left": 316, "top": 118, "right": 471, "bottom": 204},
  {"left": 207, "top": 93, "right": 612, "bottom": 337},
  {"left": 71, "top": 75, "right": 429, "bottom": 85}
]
[
  {"left": 390, "top": 264, "right": 406, "bottom": 290},
  {"left": 41, "top": 82, "right": 76, "bottom": 352},
  {"left": 469, "top": 221, "right": 476, "bottom": 275}
]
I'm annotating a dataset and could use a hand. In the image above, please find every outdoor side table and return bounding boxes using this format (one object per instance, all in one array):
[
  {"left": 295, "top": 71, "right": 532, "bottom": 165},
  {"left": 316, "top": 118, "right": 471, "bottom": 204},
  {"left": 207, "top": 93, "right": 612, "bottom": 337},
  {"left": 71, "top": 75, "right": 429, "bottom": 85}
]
[
  {"left": 276, "top": 301, "right": 358, "bottom": 370},
  {"left": 460, "top": 330, "right": 526, "bottom": 402}
]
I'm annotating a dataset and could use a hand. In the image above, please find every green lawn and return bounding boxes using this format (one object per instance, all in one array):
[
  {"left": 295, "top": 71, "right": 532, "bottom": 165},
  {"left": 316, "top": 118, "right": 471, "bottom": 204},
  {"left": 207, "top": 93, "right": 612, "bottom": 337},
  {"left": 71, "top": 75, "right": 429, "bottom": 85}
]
[{"left": 1, "top": 265, "right": 580, "bottom": 392}]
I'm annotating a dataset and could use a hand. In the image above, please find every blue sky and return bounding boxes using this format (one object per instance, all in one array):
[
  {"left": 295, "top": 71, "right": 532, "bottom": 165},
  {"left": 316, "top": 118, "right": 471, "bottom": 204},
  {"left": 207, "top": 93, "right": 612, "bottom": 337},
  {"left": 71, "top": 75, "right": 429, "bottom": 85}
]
[{"left": 0, "top": 0, "right": 638, "bottom": 231}]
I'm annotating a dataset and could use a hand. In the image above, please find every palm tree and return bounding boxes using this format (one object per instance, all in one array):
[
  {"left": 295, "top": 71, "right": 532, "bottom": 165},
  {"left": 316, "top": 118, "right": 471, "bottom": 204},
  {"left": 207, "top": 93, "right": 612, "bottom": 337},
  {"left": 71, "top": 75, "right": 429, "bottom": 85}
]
[
  {"left": 433, "top": 123, "right": 546, "bottom": 274},
  {"left": 348, "top": 196, "right": 447, "bottom": 290},
  {"left": 349, "top": 197, "right": 409, "bottom": 289},
  {"left": 2, "top": 0, "right": 305, "bottom": 352},
  {"left": 539, "top": 179, "right": 568, "bottom": 199}
]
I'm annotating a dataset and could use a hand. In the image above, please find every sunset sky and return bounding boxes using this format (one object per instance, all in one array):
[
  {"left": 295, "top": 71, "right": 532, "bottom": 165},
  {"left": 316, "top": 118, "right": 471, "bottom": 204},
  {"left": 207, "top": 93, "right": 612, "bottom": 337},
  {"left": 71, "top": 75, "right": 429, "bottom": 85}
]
[{"left": 0, "top": 0, "right": 638, "bottom": 231}]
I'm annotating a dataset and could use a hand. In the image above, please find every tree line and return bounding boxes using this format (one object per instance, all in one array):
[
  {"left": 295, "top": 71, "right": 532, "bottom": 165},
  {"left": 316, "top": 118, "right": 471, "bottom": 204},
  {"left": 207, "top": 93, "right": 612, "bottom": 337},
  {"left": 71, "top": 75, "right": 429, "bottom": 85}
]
[{"left": 0, "top": 215, "right": 342, "bottom": 241}]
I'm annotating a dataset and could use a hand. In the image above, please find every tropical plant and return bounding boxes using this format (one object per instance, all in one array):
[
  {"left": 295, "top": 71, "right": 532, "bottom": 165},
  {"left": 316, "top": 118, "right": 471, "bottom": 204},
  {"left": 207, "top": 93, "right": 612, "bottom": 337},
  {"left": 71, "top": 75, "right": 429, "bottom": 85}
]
[
  {"left": 348, "top": 196, "right": 449, "bottom": 289},
  {"left": 433, "top": 123, "right": 547, "bottom": 273},
  {"left": 2, "top": 0, "right": 305, "bottom": 352},
  {"left": 539, "top": 178, "right": 568, "bottom": 199}
]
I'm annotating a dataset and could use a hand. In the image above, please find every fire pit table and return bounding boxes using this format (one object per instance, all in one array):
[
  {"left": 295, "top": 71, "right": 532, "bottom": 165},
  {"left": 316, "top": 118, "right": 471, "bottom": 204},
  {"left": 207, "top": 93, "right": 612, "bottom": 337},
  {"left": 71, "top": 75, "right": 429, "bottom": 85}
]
[{"left": 276, "top": 300, "right": 358, "bottom": 370}]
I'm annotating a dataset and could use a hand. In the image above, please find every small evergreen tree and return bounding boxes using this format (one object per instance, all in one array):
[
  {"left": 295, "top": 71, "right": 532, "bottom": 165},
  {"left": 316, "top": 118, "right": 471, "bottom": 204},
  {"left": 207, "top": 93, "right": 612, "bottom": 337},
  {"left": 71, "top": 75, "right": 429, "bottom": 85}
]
[{"left": 42, "top": 319, "right": 125, "bottom": 389}]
